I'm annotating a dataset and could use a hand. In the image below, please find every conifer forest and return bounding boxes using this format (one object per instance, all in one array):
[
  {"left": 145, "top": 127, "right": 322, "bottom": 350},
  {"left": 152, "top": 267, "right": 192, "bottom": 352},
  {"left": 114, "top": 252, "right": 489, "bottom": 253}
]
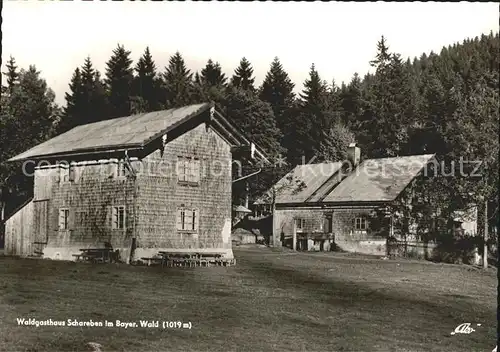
[{"left": 1, "top": 33, "right": 498, "bottom": 239}]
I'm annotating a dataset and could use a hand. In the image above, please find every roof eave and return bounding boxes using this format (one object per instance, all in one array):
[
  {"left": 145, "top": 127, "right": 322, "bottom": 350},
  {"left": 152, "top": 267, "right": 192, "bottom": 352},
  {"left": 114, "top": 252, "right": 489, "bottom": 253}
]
[
  {"left": 7, "top": 144, "right": 145, "bottom": 163},
  {"left": 7, "top": 102, "right": 272, "bottom": 164},
  {"left": 274, "top": 200, "right": 392, "bottom": 209}
]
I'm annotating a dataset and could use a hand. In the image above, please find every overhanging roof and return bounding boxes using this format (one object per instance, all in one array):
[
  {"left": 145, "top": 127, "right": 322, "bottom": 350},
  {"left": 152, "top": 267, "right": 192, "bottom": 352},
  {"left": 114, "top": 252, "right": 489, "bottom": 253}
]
[
  {"left": 8, "top": 102, "right": 269, "bottom": 164},
  {"left": 322, "top": 154, "right": 435, "bottom": 203},
  {"left": 255, "top": 162, "right": 344, "bottom": 204},
  {"left": 258, "top": 154, "right": 436, "bottom": 206}
]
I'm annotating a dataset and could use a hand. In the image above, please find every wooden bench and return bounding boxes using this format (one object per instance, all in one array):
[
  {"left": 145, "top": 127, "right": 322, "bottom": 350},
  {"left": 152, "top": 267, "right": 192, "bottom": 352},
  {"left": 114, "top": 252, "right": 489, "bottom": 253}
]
[
  {"left": 140, "top": 257, "right": 163, "bottom": 266},
  {"left": 72, "top": 253, "right": 94, "bottom": 262},
  {"left": 75, "top": 248, "right": 115, "bottom": 263}
]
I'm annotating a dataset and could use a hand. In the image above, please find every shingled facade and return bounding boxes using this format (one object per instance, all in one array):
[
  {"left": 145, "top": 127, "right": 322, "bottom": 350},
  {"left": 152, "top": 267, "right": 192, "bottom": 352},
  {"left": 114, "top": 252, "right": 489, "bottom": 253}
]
[
  {"left": 260, "top": 144, "right": 454, "bottom": 257},
  {"left": 5, "top": 103, "right": 267, "bottom": 263}
]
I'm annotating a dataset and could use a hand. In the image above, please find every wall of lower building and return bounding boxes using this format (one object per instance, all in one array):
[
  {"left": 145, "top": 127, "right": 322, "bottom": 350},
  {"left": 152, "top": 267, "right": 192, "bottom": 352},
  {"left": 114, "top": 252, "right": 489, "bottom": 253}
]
[
  {"left": 32, "top": 161, "right": 137, "bottom": 262},
  {"left": 4, "top": 200, "right": 34, "bottom": 256},
  {"left": 274, "top": 206, "right": 388, "bottom": 255},
  {"left": 133, "top": 123, "right": 233, "bottom": 260}
]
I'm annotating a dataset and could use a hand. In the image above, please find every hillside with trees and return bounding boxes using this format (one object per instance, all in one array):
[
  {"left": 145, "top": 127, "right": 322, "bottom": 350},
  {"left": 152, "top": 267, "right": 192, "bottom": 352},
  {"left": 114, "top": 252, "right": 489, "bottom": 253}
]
[{"left": 1, "top": 32, "right": 498, "bottom": 234}]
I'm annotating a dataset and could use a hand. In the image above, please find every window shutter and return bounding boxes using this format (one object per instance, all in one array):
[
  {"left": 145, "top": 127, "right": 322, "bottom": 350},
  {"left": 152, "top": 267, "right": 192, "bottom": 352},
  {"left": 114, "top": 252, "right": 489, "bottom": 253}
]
[
  {"left": 176, "top": 157, "right": 181, "bottom": 181},
  {"left": 108, "top": 206, "right": 114, "bottom": 229},
  {"left": 58, "top": 210, "right": 64, "bottom": 230},
  {"left": 68, "top": 209, "right": 74, "bottom": 230},
  {"left": 112, "top": 206, "right": 117, "bottom": 229},
  {"left": 176, "top": 209, "right": 183, "bottom": 230},
  {"left": 53, "top": 209, "right": 60, "bottom": 230}
]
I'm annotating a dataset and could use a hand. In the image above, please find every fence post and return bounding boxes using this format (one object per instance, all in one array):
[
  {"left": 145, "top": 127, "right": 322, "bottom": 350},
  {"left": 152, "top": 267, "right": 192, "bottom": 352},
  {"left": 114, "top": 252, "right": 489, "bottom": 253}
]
[{"left": 483, "top": 199, "right": 488, "bottom": 269}]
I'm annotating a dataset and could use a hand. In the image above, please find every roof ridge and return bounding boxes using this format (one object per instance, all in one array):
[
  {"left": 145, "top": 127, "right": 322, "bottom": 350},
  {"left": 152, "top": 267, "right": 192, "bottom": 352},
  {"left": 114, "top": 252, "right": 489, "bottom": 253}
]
[
  {"left": 359, "top": 153, "right": 436, "bottom": 163},
  {"left": 65, "top": 103, "right": 211, "bottom": 132}
]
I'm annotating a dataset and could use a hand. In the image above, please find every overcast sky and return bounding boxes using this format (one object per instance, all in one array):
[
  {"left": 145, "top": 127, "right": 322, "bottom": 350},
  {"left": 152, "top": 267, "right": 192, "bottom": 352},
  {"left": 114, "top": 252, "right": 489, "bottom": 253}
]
[{"left": 2, "top": 2, "right": 498, "bottom": 106}]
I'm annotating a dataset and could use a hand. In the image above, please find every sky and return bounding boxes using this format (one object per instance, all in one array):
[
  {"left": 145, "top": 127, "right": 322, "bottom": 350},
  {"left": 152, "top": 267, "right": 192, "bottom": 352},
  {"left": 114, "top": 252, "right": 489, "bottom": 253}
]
[{"left": 2, "top": 1, "right": 498, "bottom": 106}]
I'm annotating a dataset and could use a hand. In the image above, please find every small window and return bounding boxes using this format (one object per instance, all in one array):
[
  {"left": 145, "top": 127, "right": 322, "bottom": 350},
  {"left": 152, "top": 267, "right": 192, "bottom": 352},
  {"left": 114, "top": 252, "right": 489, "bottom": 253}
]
[
  {"left": 354, "top": 217, "right": 368, "bottom": 231},
  {"left": 295, "top": 218, "right": 306, "bottom": 232},
  {"left": 112, "top": 206, "right": 125, "bottom": 230},
  {"left": 177, "top": 156, "right": 200, "bottom": 184},
  {"left": 59, "top": 208, "right": 69, "bottom": 230},
  {"left": 176, "top": 208, "right": 199, "bottom": 232},
  {"left": 68, "top": 164, "right": 76, "bottom": 182}
]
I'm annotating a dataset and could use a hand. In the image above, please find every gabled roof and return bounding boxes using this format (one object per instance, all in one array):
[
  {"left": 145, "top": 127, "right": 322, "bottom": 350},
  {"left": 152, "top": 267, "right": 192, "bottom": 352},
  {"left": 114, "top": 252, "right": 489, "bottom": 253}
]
[
  {"left": 9, "top": 103, "right": 212, "bottom": 162},
  {"left": 274, "top": 163, "right": 344, "bottom": 204},
  {"left": 260, "top": 154, "right": 436, "bottom": 206},
  {"left": 322, "top": 154, "right": 435, "bottom": 203},
  {"left": 8, "top": 102, "right": 269, "bottom": 164},
  {"left": 253, "top": 162, "right": 343, "bottom": 204}
]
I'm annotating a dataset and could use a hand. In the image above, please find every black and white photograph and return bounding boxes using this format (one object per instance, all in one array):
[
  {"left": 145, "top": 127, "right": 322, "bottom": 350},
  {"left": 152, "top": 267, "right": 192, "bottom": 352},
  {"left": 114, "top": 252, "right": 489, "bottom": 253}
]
[{"left": 0, "top": 1, "right": 498, "bottom": 351}]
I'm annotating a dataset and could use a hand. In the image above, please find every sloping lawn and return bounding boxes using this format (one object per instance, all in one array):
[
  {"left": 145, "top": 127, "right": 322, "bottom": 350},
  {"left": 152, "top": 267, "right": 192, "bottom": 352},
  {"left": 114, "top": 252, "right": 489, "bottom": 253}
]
[{"left": 0, "top": 247, "right": 497, "bottom": 352}]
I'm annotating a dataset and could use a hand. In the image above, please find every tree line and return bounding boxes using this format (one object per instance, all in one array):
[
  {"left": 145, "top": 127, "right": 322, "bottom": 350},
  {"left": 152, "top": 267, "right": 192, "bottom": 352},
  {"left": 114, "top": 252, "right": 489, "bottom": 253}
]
[{"left": 1, "top": 32, "right": 498, "bottom": 230}]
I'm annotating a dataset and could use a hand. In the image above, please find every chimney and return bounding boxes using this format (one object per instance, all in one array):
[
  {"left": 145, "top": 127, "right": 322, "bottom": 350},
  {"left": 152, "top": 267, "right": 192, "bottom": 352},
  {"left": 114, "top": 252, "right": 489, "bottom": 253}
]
[{"left": 346, "top": 143, "right": 360, "bottom": 168}]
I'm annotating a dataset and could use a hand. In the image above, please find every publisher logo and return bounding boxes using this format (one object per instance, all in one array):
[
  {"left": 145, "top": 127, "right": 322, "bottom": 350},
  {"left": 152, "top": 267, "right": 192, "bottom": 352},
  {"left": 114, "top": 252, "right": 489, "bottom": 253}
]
[{"left": 450, "top": 323, "right": 480, "bottom": 335}]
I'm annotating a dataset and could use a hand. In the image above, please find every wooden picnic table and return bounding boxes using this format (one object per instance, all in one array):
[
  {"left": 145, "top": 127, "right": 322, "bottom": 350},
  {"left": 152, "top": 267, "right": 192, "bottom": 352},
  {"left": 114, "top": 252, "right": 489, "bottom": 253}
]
[
  {"left": 157, "top": 251, "right": 226, "bottom": 267},
  {"left": 74, "top": 248, "right": 115, "bottom": 263}
]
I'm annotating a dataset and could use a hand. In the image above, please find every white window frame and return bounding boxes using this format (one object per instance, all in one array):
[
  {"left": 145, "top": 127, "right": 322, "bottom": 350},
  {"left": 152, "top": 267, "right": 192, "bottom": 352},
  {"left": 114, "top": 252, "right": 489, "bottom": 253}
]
[
  {"left": 112, "top": 206, "right": 126, "bottom": 230},
  {"left": 176, "top": 208, "right": 199, "bottom": 232},
  {"left": 177, "top": 156, "right": 200, "bottom": 184},
  {"left": 354, "top": 217, "right": 368, "bottom": 231},
  {"left": 59, "top": 208, "right": 70, "bottom": 230}
]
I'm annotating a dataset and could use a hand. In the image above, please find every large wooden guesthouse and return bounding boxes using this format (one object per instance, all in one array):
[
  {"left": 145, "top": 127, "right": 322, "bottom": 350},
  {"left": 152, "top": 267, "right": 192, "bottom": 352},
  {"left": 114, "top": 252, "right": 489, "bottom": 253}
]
[{"left": 4, "top": 103, "right": 266, "bottom": 263}]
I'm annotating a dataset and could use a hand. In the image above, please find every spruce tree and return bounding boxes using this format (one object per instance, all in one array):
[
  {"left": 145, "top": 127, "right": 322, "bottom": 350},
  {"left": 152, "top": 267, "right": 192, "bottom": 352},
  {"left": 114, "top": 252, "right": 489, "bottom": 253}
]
[
  {"left": 132, "top": 47, "right": 161, "bottom": 112},
  {"left": 284, "top": 64, "right": 331, "bottom": 162},
  {"left": 81, "top": 57, "right": 109, "bottom": 124},
  {"left": 222, "top": 88, "right": 285, "bottom": 205},
  {"left": 230, "top": 57, "right": 255, "bottom": 92},
  {"left": 192, "top": 59, "right": 228, "bottom": 104},
  {"left": 61, "top": 68, "right": 84, "bottom": 132},
  {"left": 361, "top": 37, "right": 415, "bottom": 157},
  {"left": 340, "top": 72, "right": 364, "bottom": 129},
  {"left": 259, "top": 57, "right": 295, "bottom": 132},
  {"left": 2, "top": 56, "right": 19, "bottom": 95},
  {"left": 200, "top": 59, "right": 227, "bottom": 88},
  {"left": 162, "top": 51, "right": 194, "bottom": 108},
  {"left": 300, "top": 64, "right": 330, "bottom": 111},
  {"left": 60, "top": 58, "right": 109, "bottom": 132},
  {"left": 104, "top": 44, "right": 134, "bottom": 118}
]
